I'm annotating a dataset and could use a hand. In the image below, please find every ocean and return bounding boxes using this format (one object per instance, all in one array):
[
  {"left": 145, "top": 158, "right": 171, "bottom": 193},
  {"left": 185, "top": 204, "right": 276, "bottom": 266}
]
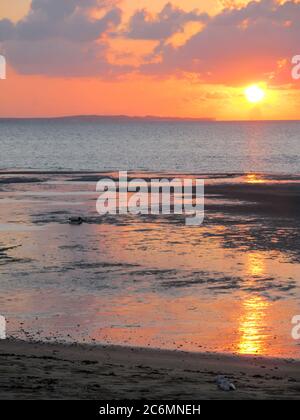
[{"left": 0, "top": 118, "right": 299, "bottom": 173}]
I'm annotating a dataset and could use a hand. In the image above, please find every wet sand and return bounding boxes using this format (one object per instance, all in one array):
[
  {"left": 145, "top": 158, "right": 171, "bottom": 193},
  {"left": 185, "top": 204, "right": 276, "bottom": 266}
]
[
  {"left": 0, "top": 339, "right": 299, "bottom": 400},
  {"left": 1, "top": 172, "right": 300, "bottom": 358},
  {"left": 1, "top": 172, "right": 300, "bottom": 399}
]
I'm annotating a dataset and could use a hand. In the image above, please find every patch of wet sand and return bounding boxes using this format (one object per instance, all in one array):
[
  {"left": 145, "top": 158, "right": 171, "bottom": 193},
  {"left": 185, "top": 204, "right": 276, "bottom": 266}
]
[{"left": 1, "top": 172, "right": 300, "bottom": 358}]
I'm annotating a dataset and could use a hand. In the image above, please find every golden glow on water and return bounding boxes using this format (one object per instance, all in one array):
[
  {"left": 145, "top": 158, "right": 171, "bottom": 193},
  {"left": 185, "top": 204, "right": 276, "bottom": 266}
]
[
  {"left": 247, "top": 252, "right": 265, "bottom": 277},
  {"left": 237, "top": 251, "right": 269, "bottom": 355},
  {"left": 237, "top": 295, "right": 270, "bottom": 355},
  {"left": 246, "top": 174, "right": 264, "bottom": 184}
]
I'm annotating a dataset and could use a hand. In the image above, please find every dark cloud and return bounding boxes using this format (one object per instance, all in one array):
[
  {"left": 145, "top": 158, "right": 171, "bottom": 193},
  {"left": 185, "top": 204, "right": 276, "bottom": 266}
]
[
  {"left": 125, "top": 2, "right": 208, "bottom": 40},
  {"left": 0, "top": 0, "right": 299, "bottom": 84},
  {"left": 142, "top": 0, "right": 300, "bottom": 85},
  {"left": 4, "top": 39, "right": 116, "bottom": 77},
  {"left": 0, "top": 19, "right": 14, "bottom": 41},
  {"left": 15, "top": 0, "right": 122, "bottom": 42},
  {"left": 0, "top": 0, "right": 123, "bottom": 77}
]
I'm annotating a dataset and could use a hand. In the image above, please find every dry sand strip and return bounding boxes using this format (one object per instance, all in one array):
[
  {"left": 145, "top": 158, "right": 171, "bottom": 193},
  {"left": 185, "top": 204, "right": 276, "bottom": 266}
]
[{"left": 0, "top": 339, "right": 299, "bottom": 400}]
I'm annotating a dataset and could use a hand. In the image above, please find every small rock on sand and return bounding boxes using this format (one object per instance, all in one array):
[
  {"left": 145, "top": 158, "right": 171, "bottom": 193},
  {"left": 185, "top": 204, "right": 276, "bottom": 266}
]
[{"left": 216, "top": 375, "right": 236, "bottom": 391}]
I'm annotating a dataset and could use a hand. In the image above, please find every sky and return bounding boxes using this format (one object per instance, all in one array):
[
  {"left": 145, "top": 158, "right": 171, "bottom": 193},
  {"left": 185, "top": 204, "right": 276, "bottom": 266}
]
[{"left": 0, "top": 0, "right": 299, "bottom": 120}]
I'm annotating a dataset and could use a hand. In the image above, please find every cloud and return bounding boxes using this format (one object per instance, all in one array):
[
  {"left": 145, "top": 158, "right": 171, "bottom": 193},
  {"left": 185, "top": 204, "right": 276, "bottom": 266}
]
[
  {"left": 125, "top": 2, "right": 208, "bottom": 40},
  {"left": 0, "top": 0, "right": 299, "bottom": 85},
  {"left": 0, "top": 19, "right": 14, "bottom": 41},
  {"left": 141, "top": 0, "right": 300, "bottom": 86},
  {"left": 0, "top": 0, "right": 124, "bottom": 77},
  {"left": 4, "top": 39, "right": 116, "bottom": 78},
  {"left": 15, "top": 0, "right": 121, "bottom": 42}
]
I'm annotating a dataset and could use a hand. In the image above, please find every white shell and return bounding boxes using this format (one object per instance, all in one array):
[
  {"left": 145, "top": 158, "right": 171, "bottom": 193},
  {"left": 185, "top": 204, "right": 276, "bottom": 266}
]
[{"left": 216, "top": 375, "right": 236, "bottom": 391}]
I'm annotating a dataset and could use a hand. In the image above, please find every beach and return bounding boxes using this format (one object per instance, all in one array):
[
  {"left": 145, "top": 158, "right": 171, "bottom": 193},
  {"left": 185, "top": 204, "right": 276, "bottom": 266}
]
[
  {"left": 0, "top": 339, "right": 299, "bottom": 400},
  {"left": 1, "top": 171, "right": 300, "bottom": 399}
]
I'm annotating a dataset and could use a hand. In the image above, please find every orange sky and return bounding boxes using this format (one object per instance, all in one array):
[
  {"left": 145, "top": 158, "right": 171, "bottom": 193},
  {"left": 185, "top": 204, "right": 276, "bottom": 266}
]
[{"left": 0, "top": 0, "right": 299, "bottom": 120}]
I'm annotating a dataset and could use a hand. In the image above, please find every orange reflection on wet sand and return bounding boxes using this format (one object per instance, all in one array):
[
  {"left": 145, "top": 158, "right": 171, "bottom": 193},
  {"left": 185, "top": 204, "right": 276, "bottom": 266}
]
[
  {"left": 237, "top": 251, "right": 269, "bottom": 355},
  {"left": 246, "top": 174, "right": 264, "bottom": 184},
  {"left": 247, "top": 251, "right": 265, "bottom": 277},
  {"left": 1, "top": 175, "right": 300, "bottom": 358},
  {"left": 237, "top": 295, "right": 270, "bottom": 355}
]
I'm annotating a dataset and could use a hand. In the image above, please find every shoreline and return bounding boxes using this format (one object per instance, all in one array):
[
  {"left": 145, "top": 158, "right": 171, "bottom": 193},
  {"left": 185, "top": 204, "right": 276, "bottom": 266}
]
[
  {"left": 0, "top": 170, "right": 300, "bottom": 176},
  {"left": 0, "top": 339, "right": 299, "bottom": 399}
]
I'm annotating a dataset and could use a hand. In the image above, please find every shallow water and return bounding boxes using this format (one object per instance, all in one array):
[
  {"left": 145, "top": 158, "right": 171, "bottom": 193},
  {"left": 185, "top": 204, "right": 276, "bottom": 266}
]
[{"left": 0, "top": 173, "right": 299, "bottom": 358}]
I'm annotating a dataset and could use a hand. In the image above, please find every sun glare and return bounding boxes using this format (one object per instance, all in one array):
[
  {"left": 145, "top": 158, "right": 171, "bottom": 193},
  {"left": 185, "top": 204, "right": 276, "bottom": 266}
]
[{"left": 245, "top": 85, "right": 265, "bottom": 104}]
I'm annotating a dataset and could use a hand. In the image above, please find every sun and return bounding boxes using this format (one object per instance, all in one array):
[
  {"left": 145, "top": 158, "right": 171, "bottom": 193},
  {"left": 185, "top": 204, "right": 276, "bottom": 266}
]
[{"left": 244, "top": 85, "right": 265, "bottom": 103}]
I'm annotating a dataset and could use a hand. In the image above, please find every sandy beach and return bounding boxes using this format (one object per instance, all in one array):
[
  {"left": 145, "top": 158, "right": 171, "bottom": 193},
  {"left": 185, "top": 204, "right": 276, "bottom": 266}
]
[{"left": 0, "top": 339, "right": 299, "bottom": 400}]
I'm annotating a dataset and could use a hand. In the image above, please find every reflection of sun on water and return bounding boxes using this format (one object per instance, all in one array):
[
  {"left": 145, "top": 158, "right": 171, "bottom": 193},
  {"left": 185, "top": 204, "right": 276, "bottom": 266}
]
[
  {"left": 237, "top": 251, "right": 269, "bottom": 355},
  {"left": 246, "top": 174, "right": 264, "bottom": 184},
  {"left": 237, "top": 295, "right": 270, "bottom": 355},
  {"left": 247, "top": 252, "right": 265, "bottom": 276}
]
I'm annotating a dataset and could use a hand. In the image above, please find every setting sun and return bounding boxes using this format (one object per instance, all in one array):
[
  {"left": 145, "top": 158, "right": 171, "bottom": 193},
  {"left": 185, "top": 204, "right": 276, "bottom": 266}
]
[{"left": 245, "top": 85, "right": 265, "bottom": 104}]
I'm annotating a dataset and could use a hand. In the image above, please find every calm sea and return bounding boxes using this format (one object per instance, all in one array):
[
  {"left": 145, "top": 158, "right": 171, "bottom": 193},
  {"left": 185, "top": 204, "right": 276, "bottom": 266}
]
[{"left": 0, "top": 118, "right": 299, "bottom": 173}]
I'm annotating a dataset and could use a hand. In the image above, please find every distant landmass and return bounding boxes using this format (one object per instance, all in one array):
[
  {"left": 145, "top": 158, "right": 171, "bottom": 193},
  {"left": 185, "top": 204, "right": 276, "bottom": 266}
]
[
  {"left": 0, "top": 115, "right": 216, "bottom": 122},
  {"left": 55, "top": 115, "right": 216, "bottom": 122}
]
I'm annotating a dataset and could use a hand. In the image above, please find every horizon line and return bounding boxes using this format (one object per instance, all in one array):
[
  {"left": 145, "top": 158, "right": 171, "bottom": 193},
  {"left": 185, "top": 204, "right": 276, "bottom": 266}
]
[{"left": 0, "top": 114, "right": 300, "bottom": 123}]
